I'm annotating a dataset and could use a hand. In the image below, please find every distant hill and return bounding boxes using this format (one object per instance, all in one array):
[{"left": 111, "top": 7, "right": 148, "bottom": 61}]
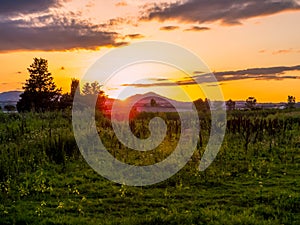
[
  {"left": 106, "top": 92, "right": 194, "bottom": 114},
  {"left": 126, "top": 92, "right": 175, "bottom": 107},
  {"left": 0, "top": 91, "right": 22, "bottom": 102}
]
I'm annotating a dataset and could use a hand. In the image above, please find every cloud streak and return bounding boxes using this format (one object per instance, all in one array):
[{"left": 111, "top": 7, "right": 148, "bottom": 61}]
[
  {"left": 143, "top": 0, "right": 300, "bottom": 25},
  {"left": 272, "top": 48, "right": 300, "bottom": 55},
  {"left": 123, "top": 33, "right": 145, "bottom": 39},
  {"left": 121, "top": 65, "right": 300, "bottom": 87},
  {"left": 160, "top": 25, "right": 179, "bottom": 31},
  {"left": 184, "top": 26, "right": 210, "bottom": 32}
]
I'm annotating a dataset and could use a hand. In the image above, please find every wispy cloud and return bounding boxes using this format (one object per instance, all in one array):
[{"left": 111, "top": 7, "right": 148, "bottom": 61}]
[
  {"left": 184, "top": 26, "right": 210, "bottom": 32},
  {"left": 259, "top": 49, "right": 267, "bottom": 53},
  {"left": 159, "top": 25, "right": 180, "bottom": 31},
  {"left": 272, "top": 48, "right": 300, "bottom": 55},
  {"left": 259, "top": 48, "right": 300, "bottom": 54},
  {"left": 0, "top": 81, "right": 24, "bottom": 86},
  {"left": 115, "top": 1, "right": 128, "bottom": 7},
  {"left": 142, "top": 0, "right": 300, "bottom": 25},
  {"left": 123, "top": 33, "right": 145, "bottom": 39}
]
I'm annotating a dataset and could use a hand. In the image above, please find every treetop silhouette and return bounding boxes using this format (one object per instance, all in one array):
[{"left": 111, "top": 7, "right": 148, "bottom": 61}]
[{"left": 17, "top": 58, "right": 61, "bottom": 112}]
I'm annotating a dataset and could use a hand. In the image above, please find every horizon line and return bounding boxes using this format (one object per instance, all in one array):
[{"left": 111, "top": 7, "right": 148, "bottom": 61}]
[{"left": 0, "top": 89, "right": 297, "bottom": 104}]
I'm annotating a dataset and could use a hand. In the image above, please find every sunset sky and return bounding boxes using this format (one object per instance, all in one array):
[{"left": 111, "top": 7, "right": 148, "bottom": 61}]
[{"left": 0, "top": 0, "right": 300, "bottom": 102}]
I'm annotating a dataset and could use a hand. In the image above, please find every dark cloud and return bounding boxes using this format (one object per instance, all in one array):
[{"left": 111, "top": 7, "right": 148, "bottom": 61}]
[
  {"left": 159, "top": 25, "right": 179, "bottom": 31},
  {"left": 212, "top": 65, "right": 300, "bottom": 77},
  {"left": 195, "top": 65, "right": 300, "bottom": 82},
  {"left": 107, "top": 16, "right": 138, "bottom": 27},
  {"left": 122, "top": 81, "right": 179, "bottom": 88},
  {"left": 184, "top": 26, "right": 210, "bottom": 32},
  {"left": 0, "top": 0, "right": 61, "bottom": 16},
  {"left": 149, "top": 78, "right": 169, "bottom": 82},
  {"left": 122, "top": 75, "right": 219, "bottom": 87},
  {"left": 121, "top": 65, "right": 300, "bottom": 87},
  {"left": 0, "top": 16, "right": 126, "bottom": 52},
  {"left": 123, "top": 33, "right": 145, "bottom": 39},
  {"left": 206, "top": 83, "right": 224, "bottom": 87},
  {"left": 143, "top": 0, "right": 300, "bottom": 25}
]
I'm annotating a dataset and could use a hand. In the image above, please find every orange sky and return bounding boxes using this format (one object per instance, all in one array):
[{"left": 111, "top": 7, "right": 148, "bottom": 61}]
[{"left": 0, "top": 0, "right": 300, "bottom": 102}]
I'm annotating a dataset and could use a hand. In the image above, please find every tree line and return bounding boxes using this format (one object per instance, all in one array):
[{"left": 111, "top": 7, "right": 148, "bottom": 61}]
[
  {"left": 226, "top": 95, "right": 296, "bottom": 111},
  {"left": 14, "top": 57, "right": 298, "bottom": 113},
  {"left": 16, "top": 58, "right": 106, "bottom": 112}
]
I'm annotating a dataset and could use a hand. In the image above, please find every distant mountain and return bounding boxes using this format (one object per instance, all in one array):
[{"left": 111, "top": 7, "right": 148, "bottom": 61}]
[
  {"left": 126, "top": 91, "right": 171, "bottom": 102},
  {"left": 119, "top": 92, "right": 194, "bottom": 113},
  {"left": 0, "top": 91, "right": 22, "bottom": 102},
  {"left": 125, "top": 92, "right": 191, "bottom": 106}
]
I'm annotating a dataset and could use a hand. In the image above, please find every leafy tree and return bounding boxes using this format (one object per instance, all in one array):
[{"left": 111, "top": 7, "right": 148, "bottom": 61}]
[
  {"left": 82, "top": 82, "right": 92, "bottom": 95},
  {"left": 82, "top": 81, "right": 102, "bottom": 95},
  {"left": 17, "top": 58, "right": 61, "bottom": 112},
  {"left": 287, "top": 95, "right": 296, "bottom": 109},
  {"left": 226, "top": 99, "right": 236, "bottom": 111},
  {"left": 81, "top": 81, "right": 106, "bottom": 112},
  {"left": 91, "top": 81, "right": 102, "bottom": 95},
  {"left": 245, "top": 97, "right": 257, "bottom": 110}
]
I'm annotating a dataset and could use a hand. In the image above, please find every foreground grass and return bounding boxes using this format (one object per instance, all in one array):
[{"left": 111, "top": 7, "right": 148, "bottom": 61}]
[
  {"left": 1, "top": 159, "right": 299, "bottom": 225},
  {"left": 0, "top": 110, "right": 299, "bottom": 224}
]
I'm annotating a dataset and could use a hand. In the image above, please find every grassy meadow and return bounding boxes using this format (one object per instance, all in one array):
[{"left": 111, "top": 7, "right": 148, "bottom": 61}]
[{"left": 0, "top": 109, "right": 299, "bottom": 224}]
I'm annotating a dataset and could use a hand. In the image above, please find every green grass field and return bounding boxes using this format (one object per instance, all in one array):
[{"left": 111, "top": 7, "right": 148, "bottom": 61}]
[{"left": 0, "top": 110, "right": 299, "bottom": 224}]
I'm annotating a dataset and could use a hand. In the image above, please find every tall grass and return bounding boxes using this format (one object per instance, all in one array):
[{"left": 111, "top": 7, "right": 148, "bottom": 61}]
[{"left": 0, "top": 109, "right": 299, "bottom": 224}]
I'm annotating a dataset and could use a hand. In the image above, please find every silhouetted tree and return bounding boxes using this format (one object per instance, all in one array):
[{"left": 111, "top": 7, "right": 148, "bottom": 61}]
[
  {"left": 82, "top": 81, "right": 106, "bottom": 112},
  {"left": 245, "top": 97, "right": 257, "bottom": 110},
  {"left": 91, "top": 81, "right": 102, "bottom": 95},
  {"left": 70, "top": 78, "right": 80, "bottom": 97},
  {"left": 193, "top": 98, "right": 210, "bottom": 112},
  {"left": 82, "top": 81, "right": 102, "bottom": 95},
  {"left": 17, "top": 58, "right": 61, "bottom": 112},
  {"left": 287, "top": 95, "right": 296, "bottom": 109},
  {"left": 59, "top": 78, "right": 80, "bottom": 109},
  {"left": 82, "top": 82, "right": 92, "bottom": 95},
  {"left": 226, "top": 99, "right": 236, "bottom": 111}
]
